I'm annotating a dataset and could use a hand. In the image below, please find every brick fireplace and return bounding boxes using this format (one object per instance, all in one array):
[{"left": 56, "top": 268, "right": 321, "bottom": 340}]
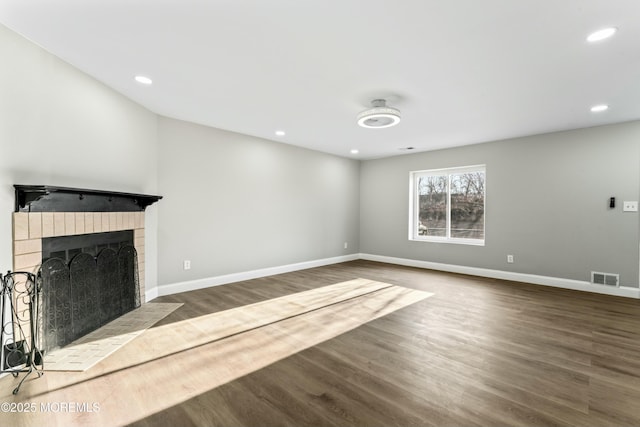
[
  {"left": 8, "top": 185, "right": 161, "bottom": 354},
  {"left": 13, "top": 210, "right": 147, "bottom": 295}
]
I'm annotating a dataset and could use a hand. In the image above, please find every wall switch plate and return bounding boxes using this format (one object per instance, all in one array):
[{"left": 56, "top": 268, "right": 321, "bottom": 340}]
[{"left": 623, "top": 201, "right": 638, "bottom": 212}]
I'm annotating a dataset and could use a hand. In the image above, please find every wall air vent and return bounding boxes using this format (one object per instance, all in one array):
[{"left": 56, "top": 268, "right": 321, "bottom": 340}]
[{"left": 591, "top": 271, "right": 620, "bottom": 287}]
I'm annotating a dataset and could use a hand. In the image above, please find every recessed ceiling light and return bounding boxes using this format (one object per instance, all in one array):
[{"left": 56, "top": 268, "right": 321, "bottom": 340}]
[
  {"left": 350, "top": 149, "right": 359, "bottom": 154},
  {"left": 134, "top": 75, "right": 153, "bottom": 85},
  {"left": 587, "top": 27, "right": 617, "bottom": 42},
  {"left": 275, "top": 130, "right": 286, "bottom": 136},
  {"left": 590, "top": 104, "right": 609, "bottom": 112}
]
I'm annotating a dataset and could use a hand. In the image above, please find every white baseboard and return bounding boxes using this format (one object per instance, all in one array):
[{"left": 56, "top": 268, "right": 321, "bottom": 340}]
[
  {"left": 145, "top": 286, "right": 159, "bottom": 302},
  {"left": 359, "top": 253, "right": 640, "bottom": 299},
  {"left": 153, "top": 252, "right": 640, "bottom": 299},
  {"left": 157, "top": 254, "right": 360, "bottom": 297}
]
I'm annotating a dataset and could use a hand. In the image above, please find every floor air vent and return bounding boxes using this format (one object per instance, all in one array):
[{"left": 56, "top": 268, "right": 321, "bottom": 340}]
[{"left": 591, "top": 271, "right": 619, "bottom": 287}]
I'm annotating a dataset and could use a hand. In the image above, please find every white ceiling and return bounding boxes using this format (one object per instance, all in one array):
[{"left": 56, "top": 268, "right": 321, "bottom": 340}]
[{"left": 1, "top": 0, "right": 639, "bottom": 159}]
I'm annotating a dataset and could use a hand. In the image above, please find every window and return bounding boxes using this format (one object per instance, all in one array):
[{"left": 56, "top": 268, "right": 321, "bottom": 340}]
[{"left": 409, "top": 165, "right": 485, "bottom": 245}]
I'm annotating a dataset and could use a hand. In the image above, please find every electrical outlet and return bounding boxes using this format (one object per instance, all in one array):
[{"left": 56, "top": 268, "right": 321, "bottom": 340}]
[
  {"left": 344, "top": 242, "right": 348, "bottom": 249},
  {"left": 183, "top": 260, "right": 191, "bottom": 270},
  {"left": 623, "top": 201, "right": 638, "bottom": 212},
  {"left": 507, "top": 255, "right": 514, "bottom": 264}
]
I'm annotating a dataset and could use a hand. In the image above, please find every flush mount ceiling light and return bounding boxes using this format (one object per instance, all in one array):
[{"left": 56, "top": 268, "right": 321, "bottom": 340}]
[
  {"left": 587, "top": 27, "right": 617, "bottom": 42},
  {"left": 357, "top": 99, "right": 401, "bottom": 129}
]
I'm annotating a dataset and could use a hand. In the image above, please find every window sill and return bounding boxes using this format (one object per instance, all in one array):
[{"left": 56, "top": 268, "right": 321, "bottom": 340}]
[{"left": 409, "top": 237, "right": 485, "bottom": 246}]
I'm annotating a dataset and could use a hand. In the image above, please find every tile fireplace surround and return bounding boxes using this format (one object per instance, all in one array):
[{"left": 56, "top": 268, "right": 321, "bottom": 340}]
[{"left": 12, "top": 211, "right": 147, "bottom": 298}]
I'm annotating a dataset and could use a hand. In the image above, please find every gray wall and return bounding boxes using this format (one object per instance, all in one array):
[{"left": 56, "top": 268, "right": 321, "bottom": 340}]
[
  {"left": 0, "top": 24, "right": 160, "bottom": 289},
  {"left": 360, "top": 122, "right": 640, "bottom": 286},
  {"left": 4, "top": 21, "right": 639, "bottom": 292},
  {"left": 156, "top": 117, "right": 360, "bottom": 286}
]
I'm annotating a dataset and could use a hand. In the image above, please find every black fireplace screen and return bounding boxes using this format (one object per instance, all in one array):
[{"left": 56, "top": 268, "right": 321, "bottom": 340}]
[{"left": 37, "top": 245, "right": 140, "bottom": 352}]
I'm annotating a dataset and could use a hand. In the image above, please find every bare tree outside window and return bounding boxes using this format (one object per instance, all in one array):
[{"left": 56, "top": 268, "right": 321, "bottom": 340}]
[
  {"left": 450, "top": 172, "right": 485, "bottom": 239},
  {"left": 417, "top": 175, "right": 447, "bottom": 237},
  {"left": 411, "top": 166, "right": 485, "bottom": 244}
]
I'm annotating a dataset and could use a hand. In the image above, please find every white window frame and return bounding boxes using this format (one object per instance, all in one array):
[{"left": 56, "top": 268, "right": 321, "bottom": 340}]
[{"left": 409, "top": 164, "right": 486, "bottom": 246}]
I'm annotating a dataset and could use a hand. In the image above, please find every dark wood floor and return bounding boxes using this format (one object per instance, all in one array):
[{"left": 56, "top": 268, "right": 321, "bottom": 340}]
[{"left": 128, "top": 260, "right": 640, "bottom": 427}]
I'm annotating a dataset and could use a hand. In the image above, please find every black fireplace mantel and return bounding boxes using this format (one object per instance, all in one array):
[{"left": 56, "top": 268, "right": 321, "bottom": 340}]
[{"left": 14, "top": 185, "right": 162, "bottom": 213}]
